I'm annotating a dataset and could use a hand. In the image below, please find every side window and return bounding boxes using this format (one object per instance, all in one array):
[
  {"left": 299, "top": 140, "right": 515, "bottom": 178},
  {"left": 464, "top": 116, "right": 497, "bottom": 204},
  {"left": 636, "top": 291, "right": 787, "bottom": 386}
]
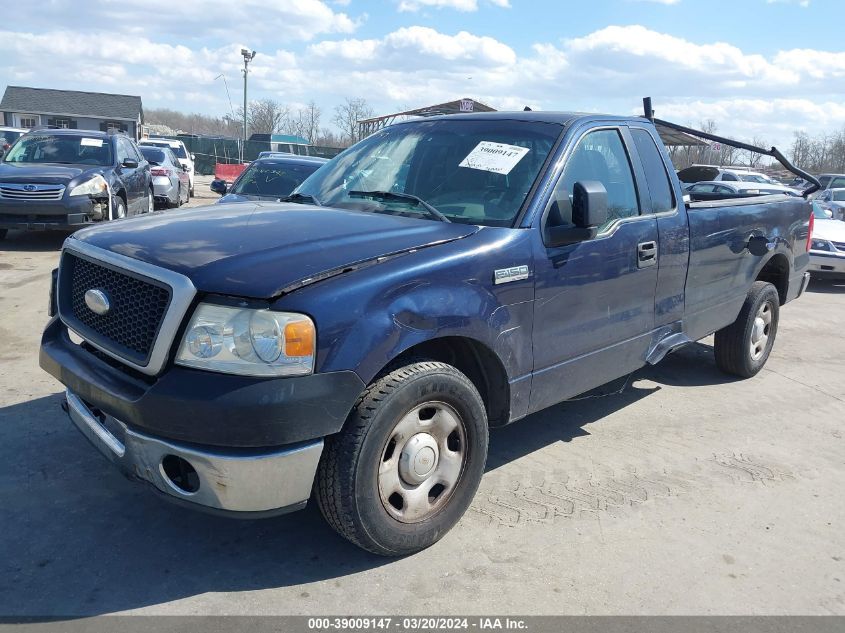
[
  {"left": 115, "top": 138, "right": 131, "bottom": 164},
  {"left": 555, "top": 128, "right": 639, "bottom": 232},
  {"left": 128, "top": 139, "right": 143, "bottom": 162},
  {"left": 692, "top": 184, "right": 716, "bottom": 193},
  {"left": 630, "top": 128, "right": 675, "bottom": 214},
  {"left": 721, "top": 172, "right": 738, "bottom": 181},
  {"left": 716, "top": 185, "right": 734, "bottom": 193}
]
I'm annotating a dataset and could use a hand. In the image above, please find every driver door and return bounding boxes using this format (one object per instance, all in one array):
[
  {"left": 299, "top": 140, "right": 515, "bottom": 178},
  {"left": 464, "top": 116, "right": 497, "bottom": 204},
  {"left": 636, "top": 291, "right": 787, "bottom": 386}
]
[{"left": 529, "top": 126, "right": 659, "bottom": 413}]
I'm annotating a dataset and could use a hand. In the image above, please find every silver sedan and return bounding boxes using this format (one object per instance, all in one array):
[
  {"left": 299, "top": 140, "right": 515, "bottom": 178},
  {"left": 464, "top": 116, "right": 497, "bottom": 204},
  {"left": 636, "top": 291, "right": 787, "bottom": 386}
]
[{"left": 139, "top": 145, "right": 189, "bottom": 209}]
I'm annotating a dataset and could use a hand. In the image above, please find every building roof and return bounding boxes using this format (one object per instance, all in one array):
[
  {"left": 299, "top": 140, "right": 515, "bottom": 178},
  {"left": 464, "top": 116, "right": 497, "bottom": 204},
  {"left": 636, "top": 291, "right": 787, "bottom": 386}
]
[{"left": 0, "top": 86, "right": 143, "bottom": 121}]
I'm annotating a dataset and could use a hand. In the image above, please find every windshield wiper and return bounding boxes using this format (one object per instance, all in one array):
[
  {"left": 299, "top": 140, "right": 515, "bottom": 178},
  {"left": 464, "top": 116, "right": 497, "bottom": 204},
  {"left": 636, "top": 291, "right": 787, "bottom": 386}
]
[
  {"left": 348, "top": 190, "right": 450, "bottom": 223},
  {"left": 280, "top": 192, "right": 322, "bottom": 206}
]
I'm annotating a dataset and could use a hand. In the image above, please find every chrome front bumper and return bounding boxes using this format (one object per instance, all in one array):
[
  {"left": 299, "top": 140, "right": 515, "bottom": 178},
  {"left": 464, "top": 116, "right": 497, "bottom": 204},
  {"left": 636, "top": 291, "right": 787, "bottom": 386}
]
[
  {"left": 65, "top": 390, "right": 323, "bottom": 516},
  {"left": 809, "top": 252, "right": 845, "bottom": 275}
]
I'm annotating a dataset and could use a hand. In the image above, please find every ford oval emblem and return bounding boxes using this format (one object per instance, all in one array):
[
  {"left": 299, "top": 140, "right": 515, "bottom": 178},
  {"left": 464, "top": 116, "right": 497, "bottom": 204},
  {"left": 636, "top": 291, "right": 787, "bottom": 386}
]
[
  {"left": 23, "top": 184, "right": 36, "bottom": 191},
  {"left": 84, "top": 289, "right": 111, "bottom": 316}
]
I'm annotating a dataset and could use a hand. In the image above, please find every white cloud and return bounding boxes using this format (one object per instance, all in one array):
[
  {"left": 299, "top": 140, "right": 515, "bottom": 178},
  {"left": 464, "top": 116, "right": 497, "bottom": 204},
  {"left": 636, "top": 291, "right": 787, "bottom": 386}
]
[
  {"left": 397, "top": 0, "right": 509, "bottom": 12},
  {"left": 766, "top": 0, "right": 810, "bottom": 6},
  {"left": 633, "top": 0, "right": 681, "bottom": 4},
  {"left": 13, "top": 0, "right": 362, "bottom": 42},
  {"left": 1, "top": 21, "right": 843, "bottom": 146}
]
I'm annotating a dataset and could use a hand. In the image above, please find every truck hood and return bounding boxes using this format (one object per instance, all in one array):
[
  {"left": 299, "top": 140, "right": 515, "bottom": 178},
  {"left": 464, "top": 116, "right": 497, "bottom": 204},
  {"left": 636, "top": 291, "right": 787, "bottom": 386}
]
[
  {"left": 0, "top": 162, "right": 99, "bottom": 184},
  {"left": 71, "top": 202, "right": 479, "bottom": 298}
]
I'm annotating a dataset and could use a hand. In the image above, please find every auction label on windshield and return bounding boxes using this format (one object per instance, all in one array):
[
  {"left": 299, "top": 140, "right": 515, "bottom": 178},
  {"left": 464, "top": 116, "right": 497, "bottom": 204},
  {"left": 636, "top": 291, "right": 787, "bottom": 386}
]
[
  {"left": 80, "top": 138, "right": 104, "bottom": 147},
  {"left": 459, "top": 141, "right": 529, "bottom": 175}
]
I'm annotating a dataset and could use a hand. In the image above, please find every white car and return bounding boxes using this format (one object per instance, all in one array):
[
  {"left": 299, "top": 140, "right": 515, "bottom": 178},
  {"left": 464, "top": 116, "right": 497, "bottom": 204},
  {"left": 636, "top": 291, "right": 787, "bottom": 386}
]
[
  {"left": 808, "top": 205, "right": 845, "bottom": 279},
  {"left": 685, "top": 180, "right": 800, "bottom": 197},
  {"left": 678, "top": 165, "right": 800, "bottom": 195},
  {"left": 139, "top": 138, "right": 195, "bottom": 196}
]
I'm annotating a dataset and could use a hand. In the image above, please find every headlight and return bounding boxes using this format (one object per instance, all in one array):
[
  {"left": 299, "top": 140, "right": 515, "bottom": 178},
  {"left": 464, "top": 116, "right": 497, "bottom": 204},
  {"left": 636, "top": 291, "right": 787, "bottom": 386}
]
[
  {"left": 176, "top": 303, "right": 315, "bottom": 376},
  {"left": 69, "top": 175, "right": 108, "bottom": 197},
  {"left": 811, "top": 239, "right": 833, "bottom": 251}
]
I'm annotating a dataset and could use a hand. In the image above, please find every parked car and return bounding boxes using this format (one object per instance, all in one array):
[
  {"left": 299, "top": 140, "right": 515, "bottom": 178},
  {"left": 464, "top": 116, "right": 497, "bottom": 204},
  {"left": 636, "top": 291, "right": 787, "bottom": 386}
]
[
  {"left": 0, "top": 126, "right": 27, "bottom": 157},
  {"left": 817, "top": 173, "right": 845, "bottom": 191},
  {"left": 139, "top": 138, "right": 195, "bottom": 196},
  {"left": 808, "top": 203, "right": 845, "bottom": 279},
  {"left": 41, "top": 111, "right": 812, "bottom": 555},
  {"left": 684, "top": 181, "right": 800, "bottom": 197},
  {"left": 0, "top": 129, "right": 152, "bottom": 239},
  {"left": 139, "top": 145, "right": 189, "bottom": 209},
  {"left": 677, "top": 165, "right": 799, "bottom": 194},
  {"left": 210, "top": 155, "right": 327, "bottom": 203},
  {"left": 814, "top": 188, "right": 845, "bottom": 220}
]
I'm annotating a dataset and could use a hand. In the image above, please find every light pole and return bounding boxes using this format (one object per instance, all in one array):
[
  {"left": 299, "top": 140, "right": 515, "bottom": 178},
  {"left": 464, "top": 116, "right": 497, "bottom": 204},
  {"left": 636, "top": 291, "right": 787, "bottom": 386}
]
[{"left": 240, "top": 48, "right": 256, "bottom": 161}]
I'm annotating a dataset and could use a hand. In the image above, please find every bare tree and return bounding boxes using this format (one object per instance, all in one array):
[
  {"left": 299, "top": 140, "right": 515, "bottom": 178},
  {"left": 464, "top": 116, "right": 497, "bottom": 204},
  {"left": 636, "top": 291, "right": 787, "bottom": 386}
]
[
  {"left": 332, "top": 97, "right": 374, "bottom": 145},
  {"left": 240, "top": 99, "right": 289, "bottom": 136},
  {"left": 286, "top": 101, "right": 322, "bottom": 143}
]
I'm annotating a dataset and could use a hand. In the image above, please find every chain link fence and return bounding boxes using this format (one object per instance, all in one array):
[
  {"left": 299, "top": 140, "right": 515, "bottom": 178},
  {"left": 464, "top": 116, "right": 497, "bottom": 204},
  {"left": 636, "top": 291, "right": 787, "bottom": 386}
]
[{"left": 156, "top": 136, "right": 344, "bottom": 175}]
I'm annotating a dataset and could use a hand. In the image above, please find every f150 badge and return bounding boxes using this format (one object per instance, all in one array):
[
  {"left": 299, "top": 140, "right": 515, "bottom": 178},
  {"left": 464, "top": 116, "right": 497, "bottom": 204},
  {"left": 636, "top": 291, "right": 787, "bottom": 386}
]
[{"left": 494, "top": 265, "right": 530, "bottom": 285}]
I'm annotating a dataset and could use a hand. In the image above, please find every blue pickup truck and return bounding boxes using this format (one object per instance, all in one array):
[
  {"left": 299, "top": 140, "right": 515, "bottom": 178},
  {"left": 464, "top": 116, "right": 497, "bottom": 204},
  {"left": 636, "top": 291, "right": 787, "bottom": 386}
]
[{"left": 40, "top": 110, "right": 813, "bottom": 556}]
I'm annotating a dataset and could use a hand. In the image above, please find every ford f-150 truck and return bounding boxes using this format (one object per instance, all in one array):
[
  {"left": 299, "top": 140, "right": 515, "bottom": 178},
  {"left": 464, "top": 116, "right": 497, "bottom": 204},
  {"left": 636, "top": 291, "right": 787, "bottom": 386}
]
[{"left": 40, "top": 109, "right": 815, "bottom": 556}]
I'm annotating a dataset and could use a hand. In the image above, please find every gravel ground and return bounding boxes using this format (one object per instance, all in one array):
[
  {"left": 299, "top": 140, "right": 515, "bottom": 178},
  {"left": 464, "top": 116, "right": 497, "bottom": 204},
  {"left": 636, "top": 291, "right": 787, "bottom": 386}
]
[{"left": 1, "top": 205, "right": 843, "bottom": 616}]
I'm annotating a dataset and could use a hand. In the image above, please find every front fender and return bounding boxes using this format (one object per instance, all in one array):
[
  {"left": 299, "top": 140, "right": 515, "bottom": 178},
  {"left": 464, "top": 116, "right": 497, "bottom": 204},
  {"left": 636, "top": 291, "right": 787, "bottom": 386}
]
[{"left": 275, "top": 227, "right": 536, "bottom": 391}]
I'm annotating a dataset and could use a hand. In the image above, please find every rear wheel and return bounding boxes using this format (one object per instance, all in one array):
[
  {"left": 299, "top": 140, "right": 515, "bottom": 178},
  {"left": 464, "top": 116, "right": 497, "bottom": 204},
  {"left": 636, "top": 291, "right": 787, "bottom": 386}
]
[
  {"left": 714, "top": 281, "right": 780, "bottom": 378},
  {"left": 0, "top": 228, "right": 7, "bottom": 240},
  {"left": 315, "top": 361, "right": 488, "bottom": 556},
  {"left": 173, "top": 185, "right": 182, "bottom": 208}
]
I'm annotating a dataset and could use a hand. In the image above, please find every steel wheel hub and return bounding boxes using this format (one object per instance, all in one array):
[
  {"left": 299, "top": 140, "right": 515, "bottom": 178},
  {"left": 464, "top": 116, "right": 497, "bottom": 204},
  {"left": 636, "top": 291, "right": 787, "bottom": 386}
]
[
  {"left": 750, "top": 301, "right": 772, "bottom": 360},
  {"left": 399, "top": 433, "right": 439, "bottom": 485},
  {"left": 378, "top": 402, "right": 467, "bottom": 523}
]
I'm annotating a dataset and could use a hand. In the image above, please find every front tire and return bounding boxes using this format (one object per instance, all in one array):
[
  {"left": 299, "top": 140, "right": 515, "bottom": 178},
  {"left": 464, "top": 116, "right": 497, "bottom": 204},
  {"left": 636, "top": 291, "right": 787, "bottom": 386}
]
[
  {"left": 714, "top": 281, "right": 780, "bottom": 378},
  {"left": 315, "top": 361, "right": 488, "bottom": 556},
  {"left": 111, "top": 197, "right": 126, "bottom": 220}
]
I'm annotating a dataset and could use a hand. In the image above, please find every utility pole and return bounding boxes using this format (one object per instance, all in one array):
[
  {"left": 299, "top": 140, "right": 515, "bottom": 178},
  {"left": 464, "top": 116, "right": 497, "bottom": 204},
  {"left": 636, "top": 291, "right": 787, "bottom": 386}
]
[{"left": 240, "top": 48, "right": 256, "bottom": 162}]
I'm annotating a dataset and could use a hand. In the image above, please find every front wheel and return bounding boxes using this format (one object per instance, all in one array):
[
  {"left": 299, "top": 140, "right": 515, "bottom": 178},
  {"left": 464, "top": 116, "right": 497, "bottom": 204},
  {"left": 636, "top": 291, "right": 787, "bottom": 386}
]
[
  {"left": 315, "top": 361, "right": 488, "bottom": 556},
  {"left": 714, "top": 281, "right": 780, "bottom": 378},
  {"left": 111, "top": 196, "right": 126, "bottom": 220}
]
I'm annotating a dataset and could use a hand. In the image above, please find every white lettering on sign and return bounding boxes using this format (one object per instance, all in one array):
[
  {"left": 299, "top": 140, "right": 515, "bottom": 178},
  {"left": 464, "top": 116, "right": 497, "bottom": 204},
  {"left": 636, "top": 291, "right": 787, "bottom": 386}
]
[
  {"left": 459, "top": 141, "right": 530, "bottom": 175},
  {"left": 80, "top": 138, "right": 103, "bottom": 147},
  {"left": 460, "top": 99, "right": 474, "bottom": 112}
]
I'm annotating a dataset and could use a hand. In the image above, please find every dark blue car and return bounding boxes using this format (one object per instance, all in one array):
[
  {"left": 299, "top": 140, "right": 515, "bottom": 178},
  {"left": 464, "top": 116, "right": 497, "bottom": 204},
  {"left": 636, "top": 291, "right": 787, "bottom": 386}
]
[
  {"left": 210, "top": 154, "right": 327, "bottom": 203},
  {"left": 0, "top": 129, "right": 152, "bottom": 239},
  {"left": 40, "top": 111, "right": 812, "bottom": 556}
]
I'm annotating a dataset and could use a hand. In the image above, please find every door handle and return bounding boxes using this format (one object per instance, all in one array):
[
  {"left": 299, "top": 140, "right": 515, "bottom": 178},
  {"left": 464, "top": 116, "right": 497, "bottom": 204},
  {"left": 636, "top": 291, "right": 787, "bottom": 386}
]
[{"left": 637, "top": 241, "right": 657, "bottom": 268}]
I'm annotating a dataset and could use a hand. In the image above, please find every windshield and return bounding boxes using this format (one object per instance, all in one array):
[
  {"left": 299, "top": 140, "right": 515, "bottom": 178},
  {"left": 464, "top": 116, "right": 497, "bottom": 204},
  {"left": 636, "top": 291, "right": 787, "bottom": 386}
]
[
  {"left": 830, "top": 177, "right": 845, "bottom": 190},
  {"left": 739, "top": 174, "right": 769, "bottom": 183},
  {"left": 140, "top": 147, "right": 166, "bottom": 165},
  {"left": 295, "top": 119, "right": 561, "bottom": 226},
  {"left": 812, "top": 202, "right": 832, "bottom": 219},
  {"left": 3, "top": 134, "right": 113, "bottom": 166},
  {"left": 832, "top": 190, "right": 845, "bottom": 202},
  {"left": 143, "top": 141, "right": 186, "bottom": 159},
  {"left": 231, "top": 161, "right": 323, "bottom": 198}
]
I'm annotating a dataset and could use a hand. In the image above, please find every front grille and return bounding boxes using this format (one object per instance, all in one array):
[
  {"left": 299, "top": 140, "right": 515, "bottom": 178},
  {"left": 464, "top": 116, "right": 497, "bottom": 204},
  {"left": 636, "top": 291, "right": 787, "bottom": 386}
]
[
  {"left": 59, "top": 252, "right": 172, "bottom": 365},
  {"left": 0, "top": 183, "right": 65, "bottom": 200}
]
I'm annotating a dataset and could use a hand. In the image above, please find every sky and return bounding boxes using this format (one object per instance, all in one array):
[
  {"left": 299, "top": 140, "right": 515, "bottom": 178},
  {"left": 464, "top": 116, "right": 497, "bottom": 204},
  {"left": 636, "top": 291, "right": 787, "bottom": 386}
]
[{"left": 1, "top": 0, "right": 843, "bottom": 146}]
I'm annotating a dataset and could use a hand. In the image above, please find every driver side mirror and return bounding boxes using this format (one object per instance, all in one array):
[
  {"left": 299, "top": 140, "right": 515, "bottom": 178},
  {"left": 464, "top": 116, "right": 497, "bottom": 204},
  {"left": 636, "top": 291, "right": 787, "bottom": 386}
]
[
  {"left": 210, "top": 179, "right": 227, "bottom": 195},
  {"left": 122, "top": 158, "right": 139, "bottom": 169},
  {"left": 543, "top": 180, "right": 608, "bottom": 247}
]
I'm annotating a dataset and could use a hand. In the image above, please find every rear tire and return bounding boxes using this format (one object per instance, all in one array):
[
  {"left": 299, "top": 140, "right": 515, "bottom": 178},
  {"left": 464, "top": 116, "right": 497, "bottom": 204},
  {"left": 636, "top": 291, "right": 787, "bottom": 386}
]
[
  {"left": 315, "top": 361, "right": 488, "bottom": 556},
  {"left": 714, "top": 281, "right": 780, "bottom": 378},
  {"left": 173, "top": 185, "right": 182, "bottom": 208},
  {"left": 0, "top": 228, "right": 7, "bottom": 240}
]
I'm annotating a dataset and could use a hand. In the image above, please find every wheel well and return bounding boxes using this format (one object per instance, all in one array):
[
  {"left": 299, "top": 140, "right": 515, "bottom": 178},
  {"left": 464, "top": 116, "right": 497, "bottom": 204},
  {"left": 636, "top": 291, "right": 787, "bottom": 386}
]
[
  {"left": 390, "top": 337, "right": 510, "bottom": 427},
  {"left": 756, "top": 254, "right": 789, "bottom": 304}
]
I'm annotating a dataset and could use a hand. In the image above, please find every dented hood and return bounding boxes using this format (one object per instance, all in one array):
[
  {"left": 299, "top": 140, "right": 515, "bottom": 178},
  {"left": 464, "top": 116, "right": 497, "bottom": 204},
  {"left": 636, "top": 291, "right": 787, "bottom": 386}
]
[{"left": 71, "top": 202, "right": 478, "bottom": 298}]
